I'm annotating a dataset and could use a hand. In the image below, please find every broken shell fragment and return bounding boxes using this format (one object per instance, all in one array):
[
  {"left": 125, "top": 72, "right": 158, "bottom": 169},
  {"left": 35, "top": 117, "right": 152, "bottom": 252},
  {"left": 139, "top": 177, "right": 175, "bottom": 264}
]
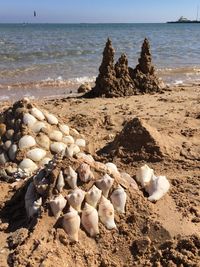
[
  {"left": 96, "top": 174, "right": 114, "bottom": 198},
  {"left": 77, "top": 163, "right": 94, "bottom": 183},
  {"left": 65, "top": 166, "right": 78, "bottom": 189},
  {"left": 49, "top": 194, "right": 67, "bottom": 219},
  {"left": 67, "top": 188, "right": 85, "bottom": 212},
  {"left": 85, "top": 185, "right": 102, "bottom": 208},
  {"left": 105, "top": 162, "right": 119, "bottom": 175},
  {"left": 136, "top": 164, "right": 154, "bottom": 187},
  {"left": 146, "top": 175, "right": 170, "bottom": 202},
  {"left": 26, "top": 148, "right": 46, "bottom": 162},
  {"left": 110, "top": 185, "right": 127, "bottom": 213},
  {"left": 98, "top": 196, "right": 116, "bottom": 230},
  {"left": 81, "top": 203, "right": 99, "bottom": 237},
  {"left": 57, "top": 171, "right": 65, "bottom": 192},
  {"left": 19, "top": 135, "right": 36, "bottom": 150},
  {"left": 30, "top": 107, "right": 45, "bottom": 121},
  {"left": 36, "top": 133, "right": 50, "bottom": 150},
  {"left": 62, "top": 206, "right": 80, "bottom": 242}
]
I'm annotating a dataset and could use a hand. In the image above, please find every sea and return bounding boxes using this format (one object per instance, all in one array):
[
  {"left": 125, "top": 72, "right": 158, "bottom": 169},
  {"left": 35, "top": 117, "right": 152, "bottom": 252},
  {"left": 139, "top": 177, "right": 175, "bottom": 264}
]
[{"left": 0, "top": 23, "right": 200, "bottom": 101}]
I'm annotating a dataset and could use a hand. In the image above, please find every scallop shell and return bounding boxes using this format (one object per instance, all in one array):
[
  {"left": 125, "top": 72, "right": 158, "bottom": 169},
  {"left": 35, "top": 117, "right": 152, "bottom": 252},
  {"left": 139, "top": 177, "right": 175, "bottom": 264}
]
[
  {"left": 36, "top": 133, "right": 50, "bottom": 150},
  {"left": 65, "top": 166, "right": 77, "bottom": 189},
  {"left": 136, "top": 164, "right": 154, "bottom": 187},
  {"left": 19, "top": 158, "right": 38, "bottom": 173},
  {"left": 8, "top": 144, "right": 18, "bottom": 161},
  {"left": 0, "top": 151, "right": 8, "bottom": 164},
  {"left": 26, "top": 148, "right": 46, "bottom": 162},
  {"left": 62, "top": 136, "right": 74, "bottom": 145},
  {"left": 49, "top": 130, "right": 63, "bottom": 141},
  {"left": 59, "top": 124, "right": 70, "bottom": 135},
  {"left": 96, "top": 174, "right": 114, "bottom": 198},
  {"left": 50, "top": 142, "right": 66, "bottom": 154},
  {"left": 75, "top": 139, "right": 86, "bottom": 147},
  {"left": 81, "top": 203, "right": 99, "bottom": 237},
  {"left": 30, "top": 107, "right": 45, "bottom": 121},
  {"left": 98, "top": 196, "right": 116, "bottom": 230},
  {"left": 67, "top": 188, "right": 85, "bottom": 212},
  {"left": 19, "top": 135, "right": 36, "bottom": 150},
  {"left": 110, "top": 185, "right": 127, "bottom": 213},
  {"left": 23, "top": 113, "right": 37, "bottom": 127},
  {"left": 77, "top": 163, "right": 94, "bottom": 183},
  {"left": 49, "top": 194, "right": 67, "bottom": 219},
  {"left": 57, "top": 171, "right": 65, "bottom": 192},
  {"left": 62, "top": 206, "right": 80, "bottom": 242},
  {"left": 31, "top": 121, "right": 46, "bottom": 133},
  {"left": 85, "top": 185, "right": 102, "bottom": 208},
  {"left": 147, "top": 175, "right": 170, "bottom": 202},
  {"left": 44, "top": 112, "right": 58, "bottom": 125}
]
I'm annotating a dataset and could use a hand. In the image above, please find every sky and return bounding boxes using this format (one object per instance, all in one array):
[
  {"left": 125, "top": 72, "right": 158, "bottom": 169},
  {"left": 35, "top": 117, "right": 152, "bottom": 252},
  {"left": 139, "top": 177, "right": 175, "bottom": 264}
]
[{"left": 0, "top": 0, "right": 200, "bottom": 23}]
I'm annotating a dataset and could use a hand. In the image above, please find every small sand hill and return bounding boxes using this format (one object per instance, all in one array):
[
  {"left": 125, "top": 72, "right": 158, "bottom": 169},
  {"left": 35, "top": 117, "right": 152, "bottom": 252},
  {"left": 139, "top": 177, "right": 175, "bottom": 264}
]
[{"left": 108, "top": 117, "right": 176, "bottom": 162}]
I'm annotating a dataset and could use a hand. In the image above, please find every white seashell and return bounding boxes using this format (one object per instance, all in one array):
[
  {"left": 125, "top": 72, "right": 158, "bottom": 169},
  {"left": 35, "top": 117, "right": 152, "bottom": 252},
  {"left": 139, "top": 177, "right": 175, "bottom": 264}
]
[
  {"left": 23, "top": 113, "right": 37, "bottom": 127},
  {"left": 5, "top": 129, "right": 14, "bottom": 140},
  {"left": 57, "top": 171, "right": 65, "bottom": 192},
  {"left": 65, "top": 144, "right": 80, "bottom": 158},
  {"left": 75, "top": 139, "right": 86, "bottom": 147},
  {"left": 62, "top": 135, "right": 74, "bottom": 145},
  {"left": 59, "top": 124, "right": 70, "bottom": 135},
  {"left": 19, "top": 135, "right": 36, "bottom": 150},
  {"left": 110, "top": 185, "right": 127, "bottom": 213},
  {"left": 85, "top": 185, "right": 102, "bottom": 208},
  {"left": 65, "top": 166, "right": 77, "bottom": 189},
  {"left": 136, "top": 164, "right": 154, "bottom": 187},
  {"left": 41, "top": 157, "right": 52, "bottom": 166},
  {"left": 8, "top": 144, "right": 18, "bottom": 161},
  {"left": 62, "top": 206, "right": 80, "bottom": 242},
  {"left": 75, "top": 152, "right": 95, "bottom": 165},
  {"left": 67, "top": 188, "right": 85, "bottom": 212},
  {"left": 50, "top": 142, "right": 66, "bottom": 154},
  {"left": 98, "top": 196, "right": 116, "bottom": 230},
  {"left": 77, "top": 163, "right": 94, "bottom": 182},
  {"left": 49, "top": 194, "right": 67, "bottom": 219},
  {"left": 19, "top": 158, "right": 38, "bottom": 173},
  {"left": 44, "top": 112, "right": 58, "bottom": 125},
  {"left": 146, "top": 175, "right": 170, "bottom": 202},
  {"left": 71, "top": 144, "right": 80, "bottom": 155},
  {"left": 26, "top": 148, "right": 46, "bottom": 162},
  {"left": 29, "top": 197, "right": 42, "bottom": 218},
  {"left": 0, "top": 152, "right": 8, "bottom": 164},
  {"left": 105, "top": 162, "right": 119, "bottom": 175},
  {"left": 81, "top": 203, "right": 99, "bottom": 237},
  {"left": 3, "top": 140, "right": 12, "bottom": 151},
  {"left": 49, "top": 130, "right": 63, "bottom": 141},
  {"left": 96, "top": 174, "right": 114, "bottom": 198},
  {"left": 30, "top": 107, "right": 45, "bottom": 121},
  {"left": 25, "top": 182, "right": 41, "bottom": 218},
  {"left": 31, "top": 121, "right": 46, "bottom": 133},
  {"left": 36, "top": 133, "right": 50, "bottom": 150}
]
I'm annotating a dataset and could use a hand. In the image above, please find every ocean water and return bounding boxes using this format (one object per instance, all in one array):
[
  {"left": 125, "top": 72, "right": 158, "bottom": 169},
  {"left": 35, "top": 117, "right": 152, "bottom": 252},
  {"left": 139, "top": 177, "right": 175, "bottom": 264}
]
[{"left": 0, "top": 23, "right": 200, "bottom": 100}]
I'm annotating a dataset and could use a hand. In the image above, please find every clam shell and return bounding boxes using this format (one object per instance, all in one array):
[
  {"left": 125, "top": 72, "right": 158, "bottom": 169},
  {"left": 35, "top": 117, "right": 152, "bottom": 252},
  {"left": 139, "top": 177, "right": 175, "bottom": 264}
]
[
  {"left": 75, "top": 139, "right": 86, "bottom": 147},
  {"left": 31, "top": 121, "right": 46, "bottom": 133},
  {"left": 19, "top": 158, "right": 38, "bottom": 172},
  {"left": 26, "top": 148, "right": 46, "bottom": 162},
  {"left": 23, "top": 113, "right": 37, "bottom": 127},
  {"left": 44, "top": 113, "right": 58, "bottom": 125},
  {"left": 36, "top": 133, "right": 50, "bottom": 150},
  {"left": 81, "top": 203, "right": 99, "bottom": 237},
  {"left": 30, "top": 107, "right": 45, "bottom": 121},
  {"left": 62, "top": 207, "right": 80, "bottom": 242},
  {"left": 8, "top": 144, "right": 18, "bottom": 161},
  {"left": 62, "top": 136, "right": 74, "bottom": 145},
  {"left": 59, "top": 124, "right": 70, "bottom": 135},
  {"left": 49, "top": 130, "right": 63, "bottom": 141},
  {"left": 19, "top": 135, "right": 36, "bottom": 150},
  {"left": 50, "top": 142, "right": 66, "bottom": 154}
]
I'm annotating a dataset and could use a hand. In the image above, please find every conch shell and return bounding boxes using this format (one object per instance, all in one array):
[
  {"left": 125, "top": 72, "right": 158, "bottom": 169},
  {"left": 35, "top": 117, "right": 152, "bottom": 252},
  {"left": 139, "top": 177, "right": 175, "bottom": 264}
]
[
  {"left": 62, "top": 206, "right": 80, "bottom": 242},
  {"left": 110, "top": 185, "right": 127, "bottom": 213},
  {"left": 77, "top": 163, "right": 94, "bottom": 183},
  {"left": 65, "top": 166, "right": 77, "bottom": 189},
  {"left": 85, "top": 185, "right": 102, "bottom": 208},
  {"left": 146, "top": 175, "right": 170, "bottom": 202},
  {"left": 98, "top": 196, "right": 116, "bottom": 230},
  {"left": 67, "top": 188, "right": 85, "bottom": 211},
  {"left": 136, "top": 164, "right": 154, "bottom": 187},
  {"left": 57, "top": 170, "right": 65, "bottom": 192},
  {"left": 96, "top": 174, "right": 114, "bottom": 198},
  {"left": 81, "top": 203, "right": 99, "bottom": 237},
  {"left": 49, "top": 194, "right": 67, "bottom": 219}
]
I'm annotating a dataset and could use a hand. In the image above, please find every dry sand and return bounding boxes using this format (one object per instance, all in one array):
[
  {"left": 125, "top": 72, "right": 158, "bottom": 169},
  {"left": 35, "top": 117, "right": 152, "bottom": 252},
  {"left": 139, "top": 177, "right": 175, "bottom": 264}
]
[{"left": 0, "top": 83, "right": 199, "bottom": 266}]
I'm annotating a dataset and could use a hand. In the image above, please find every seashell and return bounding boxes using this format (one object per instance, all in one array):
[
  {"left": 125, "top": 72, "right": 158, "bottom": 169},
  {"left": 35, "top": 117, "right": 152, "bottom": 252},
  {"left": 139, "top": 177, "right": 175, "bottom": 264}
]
[
  {"left": 105, "top": 162, "right": 119, "bottom": 175},
  {"left": 136, "top": 164, "right": 154, "bottom": 188},
  {"left": 0, "top": 151, "right": 8, "bottom": 164},
  {"left": 23, "top": 113, "right": 37, "bottom": 127},
  {"left": 8, "top": 144, "right": 18, "bottom": 161},
  {"left": 62, "top": 206, "right": 80, "bottom": 242},
  {"left": 3, "top": 140, "right": 12, "bottom": 151},
  {"left": 31, "top": 121, "right": 46, "bottom": 133},
  {"left": 65, "top": 166, "right": 77, "bottom": 189},
  {"left": 77, "top": 163, "right": 94, "bottom": 182},
  {"left": 70, "top": 128, "right": 80, "bottom": 137},
  {"left": 26, "top": 148, "right": 46, "bottom": 162},
  {"left": 44, "top": 112, "right": 58, "bottom": 125},
  {"left": 85, "top": 185, "right": 102, "bottom": 208},
  {"left": 57, "top": 171, "right": 65, "bottom": 192},
  {"left": 98, "top": 196, "right": 116, "bottom": 230},
  {"left": 81, "top": 203, "right": 99, "bottom": 237},
  {"left": 110, "top": 185, "right": 127, "bottom": 213},
  {"left": 30, "top": 107, "right": 45, "bottom": 121},
  {"left": 49, "top": 130, "right": 63, "bottom": 141},
  {"left": 67, "top": 188, "right": 85, "bottom": 212},
  {"left": 96, "top": 174, "right": 114, "bottom": 198},
  {"left": 62, "top": 135, "right": 74, "bottom": 145},
  {"left": 120, "top": 172, "right": 139, "bottom": 190},
  {"left": 59, "top": 124, "right": 70, "bottom": 135},
  {"left": 0, "top": 123, "right": 6, "bottom": 137},
  {"left": 25, "top": 182, "right": 37, "bottom": 218},
  {"left": 75, "top": 152, "right": 95, "bottom": 165},
  {"left": 41, "top": 157, "right": 52, "bottom": 166},
  {"left": 75, "top": 139, "right": 86, "bottom": 147},
  {"left": 65, "top": 144, "right": 80, "bottom": 158},
  {"left": 19, "top": 158, "right": 38, "bottom": 173},
  {"left": 50, "top": 142, "right": 66, "bottom": 154},
  {"left": 33, "top": 172, "right": 49, "bottom": 195},
  {"left": 5, "top": 129, "right": 14, "bottom": 140},
  {"left": 70, "top": 144, "right": 80, "bottom": 155},
  {"left": 36, "top": 133, "right": 50, "bottom": 150},
  {"left": 29, "top": 197, "right": 42, "bottom": 218},
  {"left": 49, "top": 194, "right": 67, "bottom": 219},
  {"left": 146, "top": 175, "right": 170, "bottom": 202},
  {"left": 19, "top": 135, "right": 36, "bottom": 150}
]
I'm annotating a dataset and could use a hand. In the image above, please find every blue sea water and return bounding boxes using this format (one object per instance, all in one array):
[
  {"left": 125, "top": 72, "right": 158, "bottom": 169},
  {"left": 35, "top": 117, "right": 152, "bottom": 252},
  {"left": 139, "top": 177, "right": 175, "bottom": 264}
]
[{"left": 0, "top": 23, "right": 200, "bottom": 100}]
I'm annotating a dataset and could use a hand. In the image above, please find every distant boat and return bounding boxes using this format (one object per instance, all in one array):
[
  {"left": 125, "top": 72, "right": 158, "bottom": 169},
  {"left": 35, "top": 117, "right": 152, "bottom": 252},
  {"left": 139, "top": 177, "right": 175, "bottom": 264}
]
[
  {"left": 167, "top": 16, "right": 200, "bottom": 23},
  {"left": 34, "top": 11, "right": 36, "bottom": 17}
]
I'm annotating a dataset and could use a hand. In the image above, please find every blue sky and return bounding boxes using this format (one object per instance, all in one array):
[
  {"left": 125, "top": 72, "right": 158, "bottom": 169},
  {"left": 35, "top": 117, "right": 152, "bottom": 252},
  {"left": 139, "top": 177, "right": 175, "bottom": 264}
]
[{"left": 0, "top": 0, "right": 200, "bottom": 23}]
